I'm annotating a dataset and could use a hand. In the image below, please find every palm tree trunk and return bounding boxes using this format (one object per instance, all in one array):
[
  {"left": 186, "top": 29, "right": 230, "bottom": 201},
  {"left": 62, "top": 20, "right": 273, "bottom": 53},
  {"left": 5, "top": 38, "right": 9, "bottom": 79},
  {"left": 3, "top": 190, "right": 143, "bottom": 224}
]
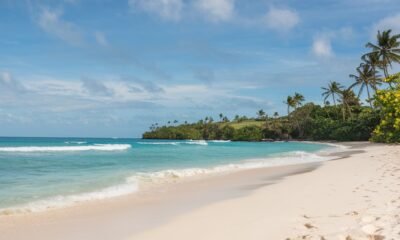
[
  {"left": 332, "top": 94, "right": 336, "bottom": 106},
  {"left": 372, "top": 66, "right": 378, "bottom": 93},
  {"left": 383, "top": 65, "right": 394, "bottom": 89},
  {"left": 347, "top": 103, "right": 353, "bottom": 119},
  {"left": 342, "top": 106, "right": 345, "bottom": 121},
  {"left": 383, "top": 65, "right": 389, "bottom": 78},
  {"left": 366, "top": 85, "right": 372, "bottom": 108}
]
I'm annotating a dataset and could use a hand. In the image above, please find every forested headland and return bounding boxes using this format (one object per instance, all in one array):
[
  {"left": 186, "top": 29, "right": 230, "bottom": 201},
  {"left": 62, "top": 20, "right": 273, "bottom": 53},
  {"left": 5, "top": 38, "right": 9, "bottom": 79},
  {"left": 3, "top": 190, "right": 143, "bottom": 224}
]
[{"left": 143, "top": 30, "right": 400, "bottom": 143}]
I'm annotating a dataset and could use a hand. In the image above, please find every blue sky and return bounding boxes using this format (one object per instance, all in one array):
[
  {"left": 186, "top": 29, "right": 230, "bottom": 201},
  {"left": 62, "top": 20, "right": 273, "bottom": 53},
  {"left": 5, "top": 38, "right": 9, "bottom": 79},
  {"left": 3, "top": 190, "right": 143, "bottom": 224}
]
[{"left": 1, "top": 0, "right": 400, "bottom": 137}]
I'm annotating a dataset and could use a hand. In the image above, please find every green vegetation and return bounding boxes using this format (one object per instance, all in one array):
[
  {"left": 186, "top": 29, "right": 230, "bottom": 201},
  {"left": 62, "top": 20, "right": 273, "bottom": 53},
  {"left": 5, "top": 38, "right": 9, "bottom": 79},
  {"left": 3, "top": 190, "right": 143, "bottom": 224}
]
[
  {"left": 143, "top": 29, "right": 400, "bottom": 143},
  {"left": 371, "top": 74, "right": 400, "bottom": 143}
]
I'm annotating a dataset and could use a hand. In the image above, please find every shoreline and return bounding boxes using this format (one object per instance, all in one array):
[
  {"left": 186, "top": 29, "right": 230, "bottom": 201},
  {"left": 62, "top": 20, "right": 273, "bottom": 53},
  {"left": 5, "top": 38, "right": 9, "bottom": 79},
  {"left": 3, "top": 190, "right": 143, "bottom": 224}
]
[
  {"left": 0, "top": 141, "right": 335, "bottom": 216},
  {"left": 1, "top": 142, "right": 398, "bottom": 239}
]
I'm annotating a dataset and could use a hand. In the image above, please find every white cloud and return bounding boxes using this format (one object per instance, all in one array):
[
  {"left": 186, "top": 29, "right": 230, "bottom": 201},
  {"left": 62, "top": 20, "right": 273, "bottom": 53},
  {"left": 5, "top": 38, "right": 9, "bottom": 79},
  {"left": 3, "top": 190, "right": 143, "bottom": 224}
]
[
  {"left": 264, "top": 7, "right": 299, "bottom": 32},
  {"left": 310, "top": 27, "right": 354, "bottom": 58},
  {"left": 94, "top": 31, "right": 108, "bottom": 46},
  {"left": 312, "top": 36, "right": 333, "bottom": 58},
  {"left": 11, "top": 74, "right": 253, "bottom": 111},
  {"left": 371, "top": 13, "right": 400, "bottom": 37},
  {"left": 37, "top": 8, "right": 83, "bottom": 45},
  {"left": 128, "top": 0, "right": 183, "bottom": 21},
  {"left": 195, "top": 0, "right": 235, "bottom": 22}
]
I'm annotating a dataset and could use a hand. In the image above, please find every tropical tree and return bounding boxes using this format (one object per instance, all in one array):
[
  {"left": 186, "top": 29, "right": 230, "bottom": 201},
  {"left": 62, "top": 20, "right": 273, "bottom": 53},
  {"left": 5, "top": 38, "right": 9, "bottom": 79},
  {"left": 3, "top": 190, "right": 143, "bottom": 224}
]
[
  {"left": 321, "top": 81, "right": 344, "bottom": 106},
  {"left": 284, "top": 96, "right": 296, "bottom": 117},
  {"left": 349, "top": 63, "right": 380, "bottom": 107},
  {"left": 293, "top": 92, "right": 305, "bottom": 109},
  {"left": 219, "top": 113, "right": 224, "bottom": 121},
  {"left": 365, "top": 29, "right": 400, "bottom": 78},
  {"left": 338, "top": 88, "right": 359, "bottom": 120},
  {"left": 362, "top": 52, "right": 382, "bottom": 88},
  {"left": 257, "top": 109, "right": 266, "bottom": 120}
]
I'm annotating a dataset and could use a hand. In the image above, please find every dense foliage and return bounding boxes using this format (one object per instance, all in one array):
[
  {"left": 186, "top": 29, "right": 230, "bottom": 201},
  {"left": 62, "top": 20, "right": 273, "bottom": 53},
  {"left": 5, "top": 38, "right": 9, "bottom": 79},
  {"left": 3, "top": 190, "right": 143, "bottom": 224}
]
[
  {"left": 371, "top": 74, "right": 400, "bottom": 143},
  {"left": 143, "top": 104, "right": 381, "bottom": 141}
]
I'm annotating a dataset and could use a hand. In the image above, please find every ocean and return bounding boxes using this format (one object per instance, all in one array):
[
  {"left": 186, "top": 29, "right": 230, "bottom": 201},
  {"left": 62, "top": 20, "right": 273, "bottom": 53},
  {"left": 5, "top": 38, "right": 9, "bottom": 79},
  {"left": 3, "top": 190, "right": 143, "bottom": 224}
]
[{"left": 0, "top": 137, "right": 337, "bottom": 214}]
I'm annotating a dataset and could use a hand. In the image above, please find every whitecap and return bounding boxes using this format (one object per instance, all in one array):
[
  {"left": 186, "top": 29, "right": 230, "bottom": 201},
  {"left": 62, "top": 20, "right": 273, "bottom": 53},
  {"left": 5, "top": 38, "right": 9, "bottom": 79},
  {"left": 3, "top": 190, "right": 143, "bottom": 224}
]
[
  {"left": 0, "top": 144, "right": 131, "bottom": 152},
  {"left": 64, "top": 141, "right": 87, "bottom": 144}
]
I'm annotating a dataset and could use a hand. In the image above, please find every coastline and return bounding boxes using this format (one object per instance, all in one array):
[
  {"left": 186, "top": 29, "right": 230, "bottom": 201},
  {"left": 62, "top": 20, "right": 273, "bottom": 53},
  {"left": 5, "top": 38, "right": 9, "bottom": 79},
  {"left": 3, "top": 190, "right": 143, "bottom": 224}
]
[
  {"left": 1, "top": 142, "right": 398, "bottom": 239},
  {"left": 0, "top": 141, "right": 332, "bottom": 215}
]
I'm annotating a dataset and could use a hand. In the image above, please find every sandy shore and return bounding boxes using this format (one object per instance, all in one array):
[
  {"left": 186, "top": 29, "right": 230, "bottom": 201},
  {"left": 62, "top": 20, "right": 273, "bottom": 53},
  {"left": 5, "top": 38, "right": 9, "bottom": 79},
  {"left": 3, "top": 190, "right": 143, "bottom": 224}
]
[{"left": 1, "top": 142, "right": 399, "bottom": 240}]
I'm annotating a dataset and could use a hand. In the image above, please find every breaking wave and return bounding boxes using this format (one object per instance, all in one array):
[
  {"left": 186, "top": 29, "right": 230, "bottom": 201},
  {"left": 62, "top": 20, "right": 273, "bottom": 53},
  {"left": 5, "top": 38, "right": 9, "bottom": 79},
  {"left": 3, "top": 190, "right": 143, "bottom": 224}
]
[
  {"left": 0, "top": 144, "right": 131, "bottom": 152},
  {"left": 64, "top": 141, "right": 87, "bottom": 144},
  {"left": 0, "top": 178, "right": 138, "bottom": 215},
  {"left": 138, "top": 140, "right": 208, "bottom": 146},
  {"left": 135, "top": 151, "right": 331, "bottom": 184}
]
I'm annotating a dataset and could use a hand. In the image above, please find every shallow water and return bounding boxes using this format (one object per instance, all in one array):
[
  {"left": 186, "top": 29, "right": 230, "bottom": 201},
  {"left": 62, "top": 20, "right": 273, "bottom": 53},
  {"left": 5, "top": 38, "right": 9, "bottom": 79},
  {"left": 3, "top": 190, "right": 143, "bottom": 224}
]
[{"left": 0, "top": 137, "right": 334, "bottom": 213}]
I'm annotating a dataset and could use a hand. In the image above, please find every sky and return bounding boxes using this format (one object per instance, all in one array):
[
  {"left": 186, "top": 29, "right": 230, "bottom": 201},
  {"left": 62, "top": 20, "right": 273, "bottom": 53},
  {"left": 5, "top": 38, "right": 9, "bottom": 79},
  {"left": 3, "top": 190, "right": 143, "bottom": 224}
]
[{"left": 1, "top": 0, "right": 400, "bottom": 137}]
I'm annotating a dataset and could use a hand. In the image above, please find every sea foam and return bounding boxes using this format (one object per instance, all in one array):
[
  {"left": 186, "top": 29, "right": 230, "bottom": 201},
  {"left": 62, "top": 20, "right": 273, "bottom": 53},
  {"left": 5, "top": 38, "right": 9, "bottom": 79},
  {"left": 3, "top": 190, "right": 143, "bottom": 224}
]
[
  {"left": 0, "top": 178, "right": 138, "bottom": 215},
  {"left": 138, "top": 140, "right": 208, "bottom": 146},
  {"left": 135, "top": 151, "right": 331, "bottom": 184},
  {"left": 0, "top": 144, "right": 131, "bottom": 152},
  {"left": 64, "top": 141, "right": 87, "bottom": 144}
]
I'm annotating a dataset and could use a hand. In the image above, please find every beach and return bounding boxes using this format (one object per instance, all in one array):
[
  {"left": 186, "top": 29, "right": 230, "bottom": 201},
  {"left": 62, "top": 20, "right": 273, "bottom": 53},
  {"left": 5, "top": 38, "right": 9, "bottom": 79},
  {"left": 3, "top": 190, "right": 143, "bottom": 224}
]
[{"left": 1, "top": 142, "right": 399, "bottom": 239}]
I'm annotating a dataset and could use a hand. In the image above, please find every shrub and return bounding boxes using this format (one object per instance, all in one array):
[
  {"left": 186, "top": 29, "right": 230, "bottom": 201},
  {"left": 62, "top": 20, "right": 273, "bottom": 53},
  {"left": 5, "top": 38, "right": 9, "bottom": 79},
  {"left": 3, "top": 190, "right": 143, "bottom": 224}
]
[{"left": 371, "top": 76, "right": 400, "bottom": 143}]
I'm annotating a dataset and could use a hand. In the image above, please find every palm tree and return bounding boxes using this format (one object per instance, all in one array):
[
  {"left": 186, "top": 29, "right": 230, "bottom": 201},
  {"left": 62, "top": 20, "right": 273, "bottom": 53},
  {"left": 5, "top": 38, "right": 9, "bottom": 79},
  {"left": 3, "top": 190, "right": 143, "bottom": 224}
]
[
  {"left": 349, "top": 63, "right": 380, "bottom": 107},
  {"left": 321, "top": 81, "right": 344, "bottom": 106},
  {"left": 361, "top": 52, "right": 382, "bottom": 89},
  {"left": 338, "top": 88, "right": 359, "bottom": 120},
  {"left": 365, "top": 29, "right": 400, "bottom": 78},
  {"left": 257, "top": 109, "right": 266, "bottom": 120},
  {"left": 293, "top": 92, "right": 305, "bottom": 109},
  {"left": 273, "top": 112, "right": 279, "bottom": 118},
  {"left": 219, "top": 113, "right": 223, "bottom": 121},
  {"left": 284, "top": 96, "right": 296, "bottom": 117}
]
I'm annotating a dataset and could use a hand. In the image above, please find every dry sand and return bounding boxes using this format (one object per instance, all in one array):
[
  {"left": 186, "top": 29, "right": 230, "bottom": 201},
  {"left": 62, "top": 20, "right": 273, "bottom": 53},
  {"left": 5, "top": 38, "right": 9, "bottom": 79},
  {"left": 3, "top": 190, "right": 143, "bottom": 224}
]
[
  {"left": 1, "top": 142, "right": 399, "bottom": 240},
  {"left": 131, "top": 142, "right": 400, "bottom": 240}
]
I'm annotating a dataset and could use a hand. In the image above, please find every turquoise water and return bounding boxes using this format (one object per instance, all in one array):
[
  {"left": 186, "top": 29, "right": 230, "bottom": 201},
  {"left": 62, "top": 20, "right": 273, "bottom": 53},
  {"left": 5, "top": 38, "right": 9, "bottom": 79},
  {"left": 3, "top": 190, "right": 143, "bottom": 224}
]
[{"left": 0, "top": 137, "right": 334, "bottom": 213}]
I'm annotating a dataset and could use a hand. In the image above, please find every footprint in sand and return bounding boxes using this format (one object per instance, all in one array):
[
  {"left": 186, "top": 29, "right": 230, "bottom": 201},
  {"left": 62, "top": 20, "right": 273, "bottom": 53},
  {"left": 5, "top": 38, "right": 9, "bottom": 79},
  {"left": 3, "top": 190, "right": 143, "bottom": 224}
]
[
  {"left": 304, "top": 223, "right": 317, "bottom": 229},
  {"left": 345, "top": 211, "right": 359, "bottom": 216}
]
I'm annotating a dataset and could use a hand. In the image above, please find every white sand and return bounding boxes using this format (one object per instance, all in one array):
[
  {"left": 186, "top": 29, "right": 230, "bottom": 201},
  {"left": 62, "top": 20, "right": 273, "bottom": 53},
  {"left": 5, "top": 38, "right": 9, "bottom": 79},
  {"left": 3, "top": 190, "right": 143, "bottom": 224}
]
[
  {"left": 131, "top": 143, "right": 400, "bottom": 240},
  {"left": 1, "top": 143, "right": 399, "bottom": 240}
]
